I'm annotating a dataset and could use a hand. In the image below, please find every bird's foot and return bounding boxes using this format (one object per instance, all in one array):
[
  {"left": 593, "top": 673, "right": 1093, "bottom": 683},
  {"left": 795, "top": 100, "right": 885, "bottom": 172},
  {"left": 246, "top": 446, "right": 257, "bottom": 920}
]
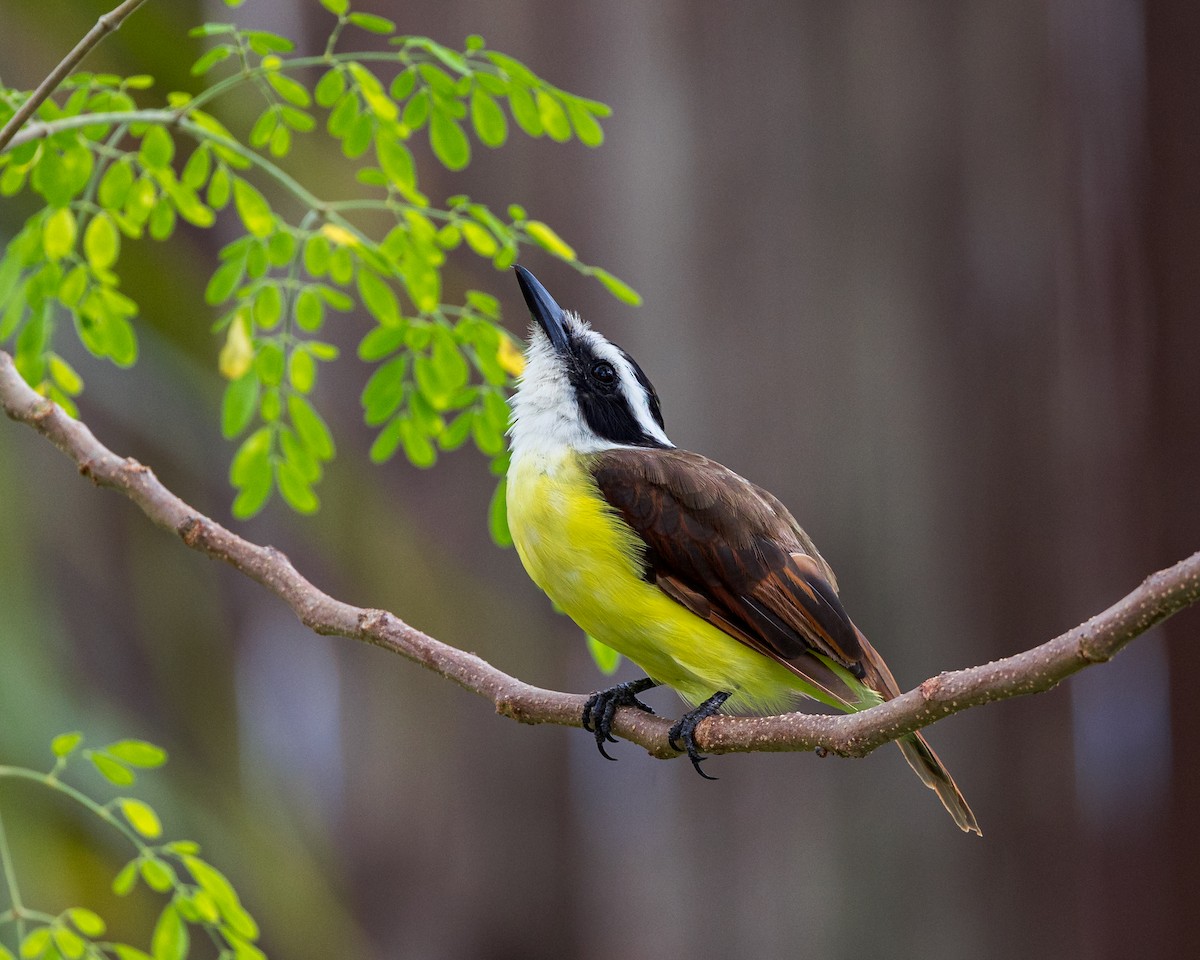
[
  {"left": 582, "top": 677, "right": 658, "bottom": 760},
  {"left": 668, "top": 691, "right": 731, "bottom": 780}
]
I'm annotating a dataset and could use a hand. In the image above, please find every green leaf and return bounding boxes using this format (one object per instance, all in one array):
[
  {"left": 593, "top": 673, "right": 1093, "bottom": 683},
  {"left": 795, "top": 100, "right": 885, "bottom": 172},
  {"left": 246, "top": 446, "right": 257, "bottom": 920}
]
[
  {"left": 232, "top": 179, "right": 273, "bottom": 237},
  {"left": 400, "top": 418, "right": 437, "bottom": 468},
  {"left": 89, "top": 752, "right": 135, "bottom": 786},
  {"left": 327, "top": 90, "right": 359, "bottom": 139},
  {"left": 222, "top": 375, "right": 259, "bottom": 438},
  {"left": 376, "top": 136, "right": 416, "bottom": 190},
  {"left": 356, "top": 269, "right": 400, "bottom": 326},
  {"left": 303, "top": 233, "right": 332, "bottom": 276},
  {"left": 148, "top": 197, "right": 176, "bottom": 240},
  {"left": 315, "top": 68, "right": 346, "bottom": 108},
  {"left": 488, "top": 478, "right": 512, "bottom": 547},
  {"left": 267, "top": 230, "right": 296, "bottom": 266},
  {"left": 408, "top": 37, "right": 471, "bottom": 75},
  {"left": 51, "top": 731, "right": 83, "bottom": 757},
  {"left": 230, "top": 430, "right": 272, "bottom": 513},
  {"left": 347, "top": 61, "right": 396, "bottom": 121},
  {"left": 140, "top": 856, "right": 176, "bottom": 893},
  {"left": 112, "top": 859, "right": 139, "bottom": 896},
  {"left": 592, "top": 267, "right": 642, "bottom": 306},
  {"left": 586, "top": 635, "right": 622, "bottom": 674},
  {"left": 329, "top": 245, "right": 355, "bottom": 284},
  {"left": 288, "top": 349, "right": 317, "bottom": 393},
  {"left": 252, "top": 284, "right": 283, "bottom": 329},
  {"left": 114, "top": 947, "right": 153, "bottom": 960},
  {"left": 244, "top": 29, "right": 294, "bottom": 54},
  {"left": 165, "top": 182, "right": 215, "bottom": 228},
  {"left": 536, "top": 91, "right": 571, "bottom": 141},
  {"left": 52, "top": 927, "right": 85, "bottom": 959},
  {"left": 98, "top": 160, "right": 135, "bottom": 208},
  {"left": 206, "top": 258, "right": 244, "bottom": 306},
  {"left": 123, "top": 176, "right": 156, "bottom": 227},
  {"left": 348, "top": 11, "right": 395, "bottom": 34},
  {"left": 19, "top": 928, "right": 50, "bottom": 959},
  {"left": 507, "top": 85, "right": 542, "bottom": 137},
  {"left": 417, "top": 63, "right": 458, "bottom": 97},
  {"left": 390, "top": 68, "right": 416, "bottom": 101},
  {"left": 208, "top": 163, "right": 232, "bottom": 209},
  {"left": 358, "top": 324, "right": 407, "bottom": 361},
  {"left": 256, "top": 340, "right": 285, "bottom": 385},
  {"left": 361, "top": 355, "right": 407, "bottom": 425},
  {"left": 319, "top": 0, "right": 348, "bottom": 14},
  {"left": 139, "top": 126, "right": 175, "bottom": 169},
  {"left": 84, "top": 212, "right": 120, "bottom": 270},
  {"left": 566, "top": 98, "right": 604, "bottom": 147},
  {"left": 49, "top": 354, "right": 84, "bottom": 395},
  {"left": 42, "top": 207, "right": 77, "bottom": 261},
  {"left": 276, "top": 459, "right": 318, "bottom": 513},
  {"left": 67, "top": 909, "right": 105, "bottom": 940},
  {"left": 401, "top": 89, "right": 429, "bottom": 130},
  {"left": 470, "top": 87, "right": 507, "bottom": 147},
  {"left": 191, "top": 45, "right": 233, "bottom": 76},
  {"left": 288, "top": 394, "right": 335, "bottom": 459},
  {"left": 461, "top": 221, "right": 497, "bottom": 257},
  {"left": 151, "top": 904, "right": 188, "bottom": 960},
  {"left": 318, "top": 285, "right": 354, "bottom": 310},
  {"left": 106, "top": 738, "right": 167, "bottom": 767},
  {"left": 294, "top": 287, "right": 324, "bottom": 331},
  {"left": 116, "top": 797, "right": 163, "bottom": 838},
  {"left": 369, "top": 416, "right": 404, "bottom": 463},
  {"left": 438, "top": 409, "right": 474, "bottom": 450},
  {"left": 525, "top": 220, "right": 576, "bottom": 261},
  {"left": 280, "top": 428, "right": 319, "bottom": 485},
  {"left": 266, "top": 71, "right": 311, "bottom": 107},
  {"left": 181, "top": 856, "right": 258, "bottom": 940},
  {"left": 429, "top": 107, "right": 470, "bottom": 171}
]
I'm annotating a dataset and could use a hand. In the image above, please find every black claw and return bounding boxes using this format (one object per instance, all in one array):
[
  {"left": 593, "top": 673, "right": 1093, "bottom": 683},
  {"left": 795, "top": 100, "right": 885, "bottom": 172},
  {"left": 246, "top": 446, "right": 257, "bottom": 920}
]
[
  {"left": 580, "top": 677, "right": 658, "bottom": 761},
  {"left": 667, "top": 691, "right": 731, "bottom": 780}
]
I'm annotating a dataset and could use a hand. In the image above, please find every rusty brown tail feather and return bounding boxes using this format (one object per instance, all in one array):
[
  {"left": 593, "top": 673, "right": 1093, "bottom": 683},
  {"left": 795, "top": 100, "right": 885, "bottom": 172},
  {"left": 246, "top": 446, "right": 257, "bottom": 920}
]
[
  {"left": 855, "top": 629, "right": 982, "bottom": 836},
  {"left": 897, "top": 732, "right": 981, "bottom": 836}
]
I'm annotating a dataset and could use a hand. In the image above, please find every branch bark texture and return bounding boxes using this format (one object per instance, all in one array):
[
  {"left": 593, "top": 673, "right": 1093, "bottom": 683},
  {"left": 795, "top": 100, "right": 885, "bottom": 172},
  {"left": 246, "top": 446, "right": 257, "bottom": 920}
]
[
  {"left": 0, "top": 0, "right": 151, "bottom": 152},
  {"left": 2, "top": 348, "right": 1197, "bottom": 761}
]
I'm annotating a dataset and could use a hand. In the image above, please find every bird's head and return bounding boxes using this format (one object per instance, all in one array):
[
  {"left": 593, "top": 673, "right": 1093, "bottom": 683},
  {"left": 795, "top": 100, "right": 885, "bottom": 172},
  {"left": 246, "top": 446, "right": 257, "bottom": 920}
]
[{"left": 509, "top": 265, "right": 672, "bottom": 456}]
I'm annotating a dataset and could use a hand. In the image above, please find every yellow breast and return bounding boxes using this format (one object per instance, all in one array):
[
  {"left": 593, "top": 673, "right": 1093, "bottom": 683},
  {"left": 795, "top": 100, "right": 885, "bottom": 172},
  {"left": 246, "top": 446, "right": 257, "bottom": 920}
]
[{"left": 506, "top": 449, "right": 807, "bottom": 710}]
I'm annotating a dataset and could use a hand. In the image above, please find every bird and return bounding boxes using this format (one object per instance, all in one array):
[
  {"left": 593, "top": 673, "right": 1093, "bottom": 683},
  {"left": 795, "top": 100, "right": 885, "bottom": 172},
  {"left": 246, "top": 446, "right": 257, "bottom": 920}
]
[{"left": 505, "top": 265, "right": 980, "bottom": 835}]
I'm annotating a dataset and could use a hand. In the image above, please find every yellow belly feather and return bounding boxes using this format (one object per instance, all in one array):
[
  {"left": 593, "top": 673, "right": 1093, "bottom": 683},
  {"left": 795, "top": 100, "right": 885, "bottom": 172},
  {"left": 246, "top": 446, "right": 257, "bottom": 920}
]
[{"left": 507, "top": 450, "right": 818, "bottom": 712}]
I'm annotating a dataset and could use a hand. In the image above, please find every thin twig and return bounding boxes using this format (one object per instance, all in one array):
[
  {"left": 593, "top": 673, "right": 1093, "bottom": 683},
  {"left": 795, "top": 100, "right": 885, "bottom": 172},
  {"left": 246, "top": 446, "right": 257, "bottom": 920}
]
[
  {"left": 0, "top": 0, "right": 151, "bottom": 153},
  {"left": 1, "top": 348, "right": 1198, "bottom": 763}
]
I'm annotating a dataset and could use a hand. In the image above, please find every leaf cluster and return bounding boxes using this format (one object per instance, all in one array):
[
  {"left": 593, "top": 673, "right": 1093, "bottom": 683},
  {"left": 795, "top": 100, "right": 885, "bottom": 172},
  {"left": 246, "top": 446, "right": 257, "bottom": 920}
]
[
  {"left": 0, "top": 0, "right": 640, "bottom": 530},
  {"left": 0, "top": 733, "right": 264, "bottom": 960}
]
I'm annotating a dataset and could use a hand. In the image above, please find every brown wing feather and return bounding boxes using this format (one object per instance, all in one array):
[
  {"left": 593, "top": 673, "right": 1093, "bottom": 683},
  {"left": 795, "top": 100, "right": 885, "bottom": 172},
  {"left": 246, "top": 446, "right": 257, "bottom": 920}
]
[
  {"left": 592, "top": 448, "right": 982, "bottom": 835},
  {"left": 592, "top": 448, "right": 871, "bottom": 694}
]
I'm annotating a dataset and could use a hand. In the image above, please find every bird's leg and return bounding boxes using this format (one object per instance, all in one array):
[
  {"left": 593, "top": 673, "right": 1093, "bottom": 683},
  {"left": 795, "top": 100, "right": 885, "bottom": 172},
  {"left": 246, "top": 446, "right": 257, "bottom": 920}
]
[
  {"left": 668, "top": 691, "right": 731, "bottom": 780},
  {"left": 582, "top": 677, "right": 658, "bottom": 760}
]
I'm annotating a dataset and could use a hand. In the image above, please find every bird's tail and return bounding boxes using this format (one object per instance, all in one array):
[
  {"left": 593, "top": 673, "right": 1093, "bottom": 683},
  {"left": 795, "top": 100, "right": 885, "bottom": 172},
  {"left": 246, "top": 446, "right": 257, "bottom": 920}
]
[
  {"left": 896, "top": 731, "right": 981, "bottom": 836},
  {"left": 853, "top": 629, "right": 982, "bottom": 836}
]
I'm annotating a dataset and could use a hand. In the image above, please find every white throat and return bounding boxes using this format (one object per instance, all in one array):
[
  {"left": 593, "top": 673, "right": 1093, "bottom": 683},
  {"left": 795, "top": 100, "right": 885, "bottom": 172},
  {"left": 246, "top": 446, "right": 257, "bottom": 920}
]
[{"left": 507, "top": 319, "right": 673, "bottom": 462}]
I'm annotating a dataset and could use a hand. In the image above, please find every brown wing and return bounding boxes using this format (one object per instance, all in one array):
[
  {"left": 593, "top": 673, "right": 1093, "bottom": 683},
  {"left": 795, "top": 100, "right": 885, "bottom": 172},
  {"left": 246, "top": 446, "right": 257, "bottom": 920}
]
[
  {"left": 591, "top": 448, "right": 876, "bottom": 700},
  {"left": 593, "top": 449, "right": 981, "bottom": 832}
]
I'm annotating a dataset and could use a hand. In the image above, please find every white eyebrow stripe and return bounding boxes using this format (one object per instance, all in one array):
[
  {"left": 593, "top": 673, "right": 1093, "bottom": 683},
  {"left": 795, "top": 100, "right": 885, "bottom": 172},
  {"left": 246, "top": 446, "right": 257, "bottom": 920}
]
[{"left": 590, "top": 336, "right": 674, "bottom": 448}]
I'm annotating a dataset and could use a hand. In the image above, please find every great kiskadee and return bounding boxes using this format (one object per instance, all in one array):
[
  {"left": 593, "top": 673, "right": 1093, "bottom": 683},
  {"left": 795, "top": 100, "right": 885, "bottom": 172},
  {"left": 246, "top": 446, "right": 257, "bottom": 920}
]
[{"left": 506, "top": 265, "right": 980, "bottom": 835}]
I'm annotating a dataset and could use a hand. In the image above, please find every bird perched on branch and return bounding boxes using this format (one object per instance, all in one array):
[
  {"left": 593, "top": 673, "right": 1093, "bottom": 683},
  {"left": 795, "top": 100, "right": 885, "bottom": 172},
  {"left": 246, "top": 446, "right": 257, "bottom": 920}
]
[{"left": 505, "top": 265, "right": 979, "bottom": 835}]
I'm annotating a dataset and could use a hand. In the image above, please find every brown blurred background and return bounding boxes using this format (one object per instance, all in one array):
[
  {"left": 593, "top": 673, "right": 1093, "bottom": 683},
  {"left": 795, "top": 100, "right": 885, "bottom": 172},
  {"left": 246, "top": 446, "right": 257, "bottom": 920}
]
[{"left": 2, "top": 1, "right": 1199, "bottom": 957}]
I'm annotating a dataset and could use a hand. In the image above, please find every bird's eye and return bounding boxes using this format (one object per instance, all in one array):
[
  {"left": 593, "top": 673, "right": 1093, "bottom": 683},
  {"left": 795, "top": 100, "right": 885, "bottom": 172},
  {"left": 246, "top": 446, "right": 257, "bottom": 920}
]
[{"left": 590, "top": 361, "right": 616, "bottom": 385}]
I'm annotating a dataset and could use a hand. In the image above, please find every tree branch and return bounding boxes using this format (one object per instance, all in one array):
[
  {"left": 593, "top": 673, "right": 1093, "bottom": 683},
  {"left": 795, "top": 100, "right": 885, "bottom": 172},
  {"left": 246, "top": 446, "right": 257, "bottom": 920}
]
[
  {"left": 2, "top": 348, "right": 1197, "bottom": 762},
  {"left": 0, "top": 0, "right": 150, "bottom": 152}
]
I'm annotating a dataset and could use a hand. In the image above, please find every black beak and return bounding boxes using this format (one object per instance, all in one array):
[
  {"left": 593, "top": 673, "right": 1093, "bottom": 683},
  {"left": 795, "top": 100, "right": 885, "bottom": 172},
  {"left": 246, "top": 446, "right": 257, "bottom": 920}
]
[{"left": 514, "top": 265, "right": 570, "bottom": 354}]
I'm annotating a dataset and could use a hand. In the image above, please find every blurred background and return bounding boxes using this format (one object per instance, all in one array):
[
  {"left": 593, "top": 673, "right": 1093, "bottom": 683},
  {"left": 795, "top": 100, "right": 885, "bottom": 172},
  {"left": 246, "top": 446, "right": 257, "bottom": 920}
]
[{"left": 2, "top": 1, "right": 1199, "bottom": 957}]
